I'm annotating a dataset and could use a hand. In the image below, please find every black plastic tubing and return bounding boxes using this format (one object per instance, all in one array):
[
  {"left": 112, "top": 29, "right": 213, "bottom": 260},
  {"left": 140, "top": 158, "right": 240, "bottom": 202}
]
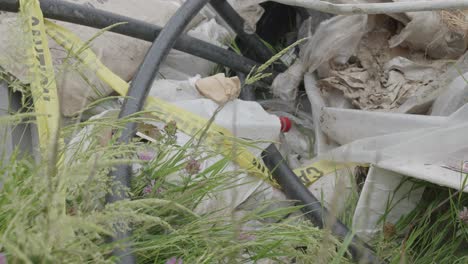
[
  {"left": 262, "top": 145, "right": 384, "bottom": 264},
  {"left": 0, "top": 0, "right": 258, "bottom": 74},
  {"left": 104, "top": 0, "right": 211, "bottom": 263},
  {"left": 210, "top": 0, "right": 274, "bottom": 63}
]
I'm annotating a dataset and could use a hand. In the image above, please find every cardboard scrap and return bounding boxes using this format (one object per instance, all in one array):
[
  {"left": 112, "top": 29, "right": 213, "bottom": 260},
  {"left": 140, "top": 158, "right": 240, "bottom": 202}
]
[{"left": 195, "top": 73, "right": 241, "bottom": 104}]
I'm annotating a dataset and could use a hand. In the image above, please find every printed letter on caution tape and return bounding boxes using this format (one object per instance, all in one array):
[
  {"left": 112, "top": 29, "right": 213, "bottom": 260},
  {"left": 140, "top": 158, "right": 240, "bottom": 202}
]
[{"left": 20, "top": 0, "right": 61, "bottom": 152}]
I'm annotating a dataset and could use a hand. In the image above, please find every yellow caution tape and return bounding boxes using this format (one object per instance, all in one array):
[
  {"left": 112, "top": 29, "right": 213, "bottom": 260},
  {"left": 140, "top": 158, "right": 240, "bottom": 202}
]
[
  {"left": 20, "top": 0, "right": 60, "bottom": 151},
  {"left": 44, "top": 20, "right": 362, "bottom": 187},
  {"left": 293, "top": 160, "right": 362, "bottom": 185}
]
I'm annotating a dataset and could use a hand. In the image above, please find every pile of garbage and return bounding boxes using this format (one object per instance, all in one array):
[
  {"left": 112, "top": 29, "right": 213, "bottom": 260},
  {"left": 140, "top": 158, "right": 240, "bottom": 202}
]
[
  {"left": 274, "top": 5, "right": 468, "bottom": 241},
  {"left": 1, "top": 0, "right": 468, "bottom": 263}
]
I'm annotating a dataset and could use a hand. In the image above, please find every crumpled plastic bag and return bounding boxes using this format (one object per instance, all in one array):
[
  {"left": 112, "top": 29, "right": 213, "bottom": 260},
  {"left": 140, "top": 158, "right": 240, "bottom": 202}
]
[
  {"left": 327, "top": 0, "right": 468, "bottom": 59},
  {"left": 390, "top": 0, "right": 468, "bottom": 59},
  {"left": 431, "top": 52, "right": 468, "bottom": 116},
  {"left": 319, "top": 56, "right": 448, "bottom": 113},
  {"left": 313, "top": 55, "right": 468, "bottom": 238},
  {"left": 316, "top": 14, "right": 455, "bottom": 114},
  {"left": 227, "top": 0, "right": 265, "bottom": 33},
  {"left": 271, "top": 61, "right": 305, "bottom": 103},
  {"left": 301, "top": 15, "right": 369, "bottom": 72},
  {"left": 303, "top": 73, "right": 421, "bottom": 238},
  {"left": 431, "top": 72, "right": 468, "bottom": 116},
  {"left": 271, "top": 14, "right": 368, "bottom": 103}
]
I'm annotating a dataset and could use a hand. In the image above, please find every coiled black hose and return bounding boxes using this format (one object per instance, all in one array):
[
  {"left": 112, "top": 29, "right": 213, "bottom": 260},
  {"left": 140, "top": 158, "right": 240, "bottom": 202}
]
[
  {"left": 235, "top": 41, "right": 381, "bottom": 262},
  {"left": 237, "top": 72, "right": 256, "bottom": 101},
  {"left": 0, "top": 0, "right": 258, "bottom": 74},
  {"left": 105, "top": 0, "right": 211, "bottom": 263},
  {"left": 262, "top": 145, "right": 383, "bottom": 264},
  {"left": 239, "top": 81, "right": 381, "bottom": 262},
  {"left": 210, "top": 0, "right": 286, "bottom": 72}
]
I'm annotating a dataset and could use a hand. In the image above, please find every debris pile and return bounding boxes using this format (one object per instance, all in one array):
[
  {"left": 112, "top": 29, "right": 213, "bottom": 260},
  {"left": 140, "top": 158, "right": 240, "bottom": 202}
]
[{"left": 0, "top": 0, "right": 467, "bottom": 263}]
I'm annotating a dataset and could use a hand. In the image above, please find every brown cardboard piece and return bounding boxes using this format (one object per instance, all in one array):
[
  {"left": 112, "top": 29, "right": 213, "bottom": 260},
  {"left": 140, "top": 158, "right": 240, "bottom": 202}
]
[{"left": 195, "top": 73, "right": 241, "bottom": 104}]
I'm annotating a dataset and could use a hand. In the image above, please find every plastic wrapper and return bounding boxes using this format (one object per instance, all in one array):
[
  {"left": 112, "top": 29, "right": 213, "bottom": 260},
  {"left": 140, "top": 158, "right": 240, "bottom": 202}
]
[
  {"left": 315, "top": 14, "right": 458, "bottom": 113},
  {"left": 271, "top": 14, "right": 367, "bottom": 103},
  {"left": 431, "top": 72, "right": 468, "bottom": 116},
  {"left": 300, "top": 15, "right": 368, "bottom": 73},
  {"left": 271, "top": 61, "right": 305, "bottom": 103},
  {"left": 390, "top": 0, "right": 468, "bottom": 59},
  {"left": 226, "top": 0, "right": 265, "bottom": 33},
  {"left": 319, "top": 105, "right": 468, "bottom": 192},
  {"left": 352, "top": 166, "right": 424, "bottom": 241},
  {"left": 304, "top": 74, "right": 339, "bottom": 155},
  {"left": 431, "top": 52, "right": 468, "bottom": 116}
]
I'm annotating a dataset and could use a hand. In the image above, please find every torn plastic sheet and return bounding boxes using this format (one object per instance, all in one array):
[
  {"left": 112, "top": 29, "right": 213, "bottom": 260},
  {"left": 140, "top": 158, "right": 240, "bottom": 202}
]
[
  {"left": 141, "top": 96, "right": 283, "bottom": 216},
  {"left": 300, "top": 14, "right": 368, "bottom": 72},
  {"left": 319, "top": 105, "right": 468, "bottom": 192},
  {"left": 352, "top": 166, "right": 425, "bottom": 241},
  {"left": 67, "top": 75, "right": 283, "bottom": 217},
  {"left": 304, "top": 74, "right": 339, "bottom": 155},
  {"left": 319, "top": 106, "right": 468, "bottom": 240},
  {"left": 271, "top": 14, "right": 368, "bottom": 103},
  {"left": 431, "top": 72, "right": 468, "bottom": 116},
  {"left": 320, "top": 99, "right": 468, "bottom": 145},
  {"left": 389, "top": 0, "right": 468, "bottom": 59},
  {"left": 319, "top": 54, "right": 449, "bottom": 113},
  {"left": 225, "top": 0, "right": 265, "bottom": 33},
  {"left": 431, "top": 51, "right": 468, "bottom": 116},
  {"left": 310, "top": 13, "right": 463, "bottom": 113},
  {"left": 303, "top": 71, "right": 468, "bottom": 240}
]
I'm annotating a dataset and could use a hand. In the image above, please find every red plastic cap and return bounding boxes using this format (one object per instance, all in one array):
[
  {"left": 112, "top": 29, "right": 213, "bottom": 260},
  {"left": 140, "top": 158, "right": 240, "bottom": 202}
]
[{"left": 279, "top": 116, "right": 292, "bottom": 132}]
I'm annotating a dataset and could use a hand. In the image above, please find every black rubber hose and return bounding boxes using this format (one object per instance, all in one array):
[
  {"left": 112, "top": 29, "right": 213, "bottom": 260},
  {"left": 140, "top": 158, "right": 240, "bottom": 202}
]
[
  {"left": 0, "top": 0, "right": 258, "bottom": 74},
  {"left": 105, "top": 0, "right": 211, "bottom": 263},
  {"left": 262, "top": 145, "right": 384, "bottom": 264},
  {"left": 237, "top": 72, "right": 256, "bottom": 102},
  {"left": 210, "top": 0, "right": 286, "bottom": 72}
]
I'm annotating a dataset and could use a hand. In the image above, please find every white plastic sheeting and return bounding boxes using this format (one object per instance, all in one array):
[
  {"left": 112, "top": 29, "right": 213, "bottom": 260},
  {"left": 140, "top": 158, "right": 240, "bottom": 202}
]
[
  {"left": 271, "top": 15, "right": 368, "bottom": 103},
  {"left": 67, "top": 78, "right": 283, "bottom": 217},
  {"left": 304, "top": 64, "right": 468, "bottom": 241}
]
